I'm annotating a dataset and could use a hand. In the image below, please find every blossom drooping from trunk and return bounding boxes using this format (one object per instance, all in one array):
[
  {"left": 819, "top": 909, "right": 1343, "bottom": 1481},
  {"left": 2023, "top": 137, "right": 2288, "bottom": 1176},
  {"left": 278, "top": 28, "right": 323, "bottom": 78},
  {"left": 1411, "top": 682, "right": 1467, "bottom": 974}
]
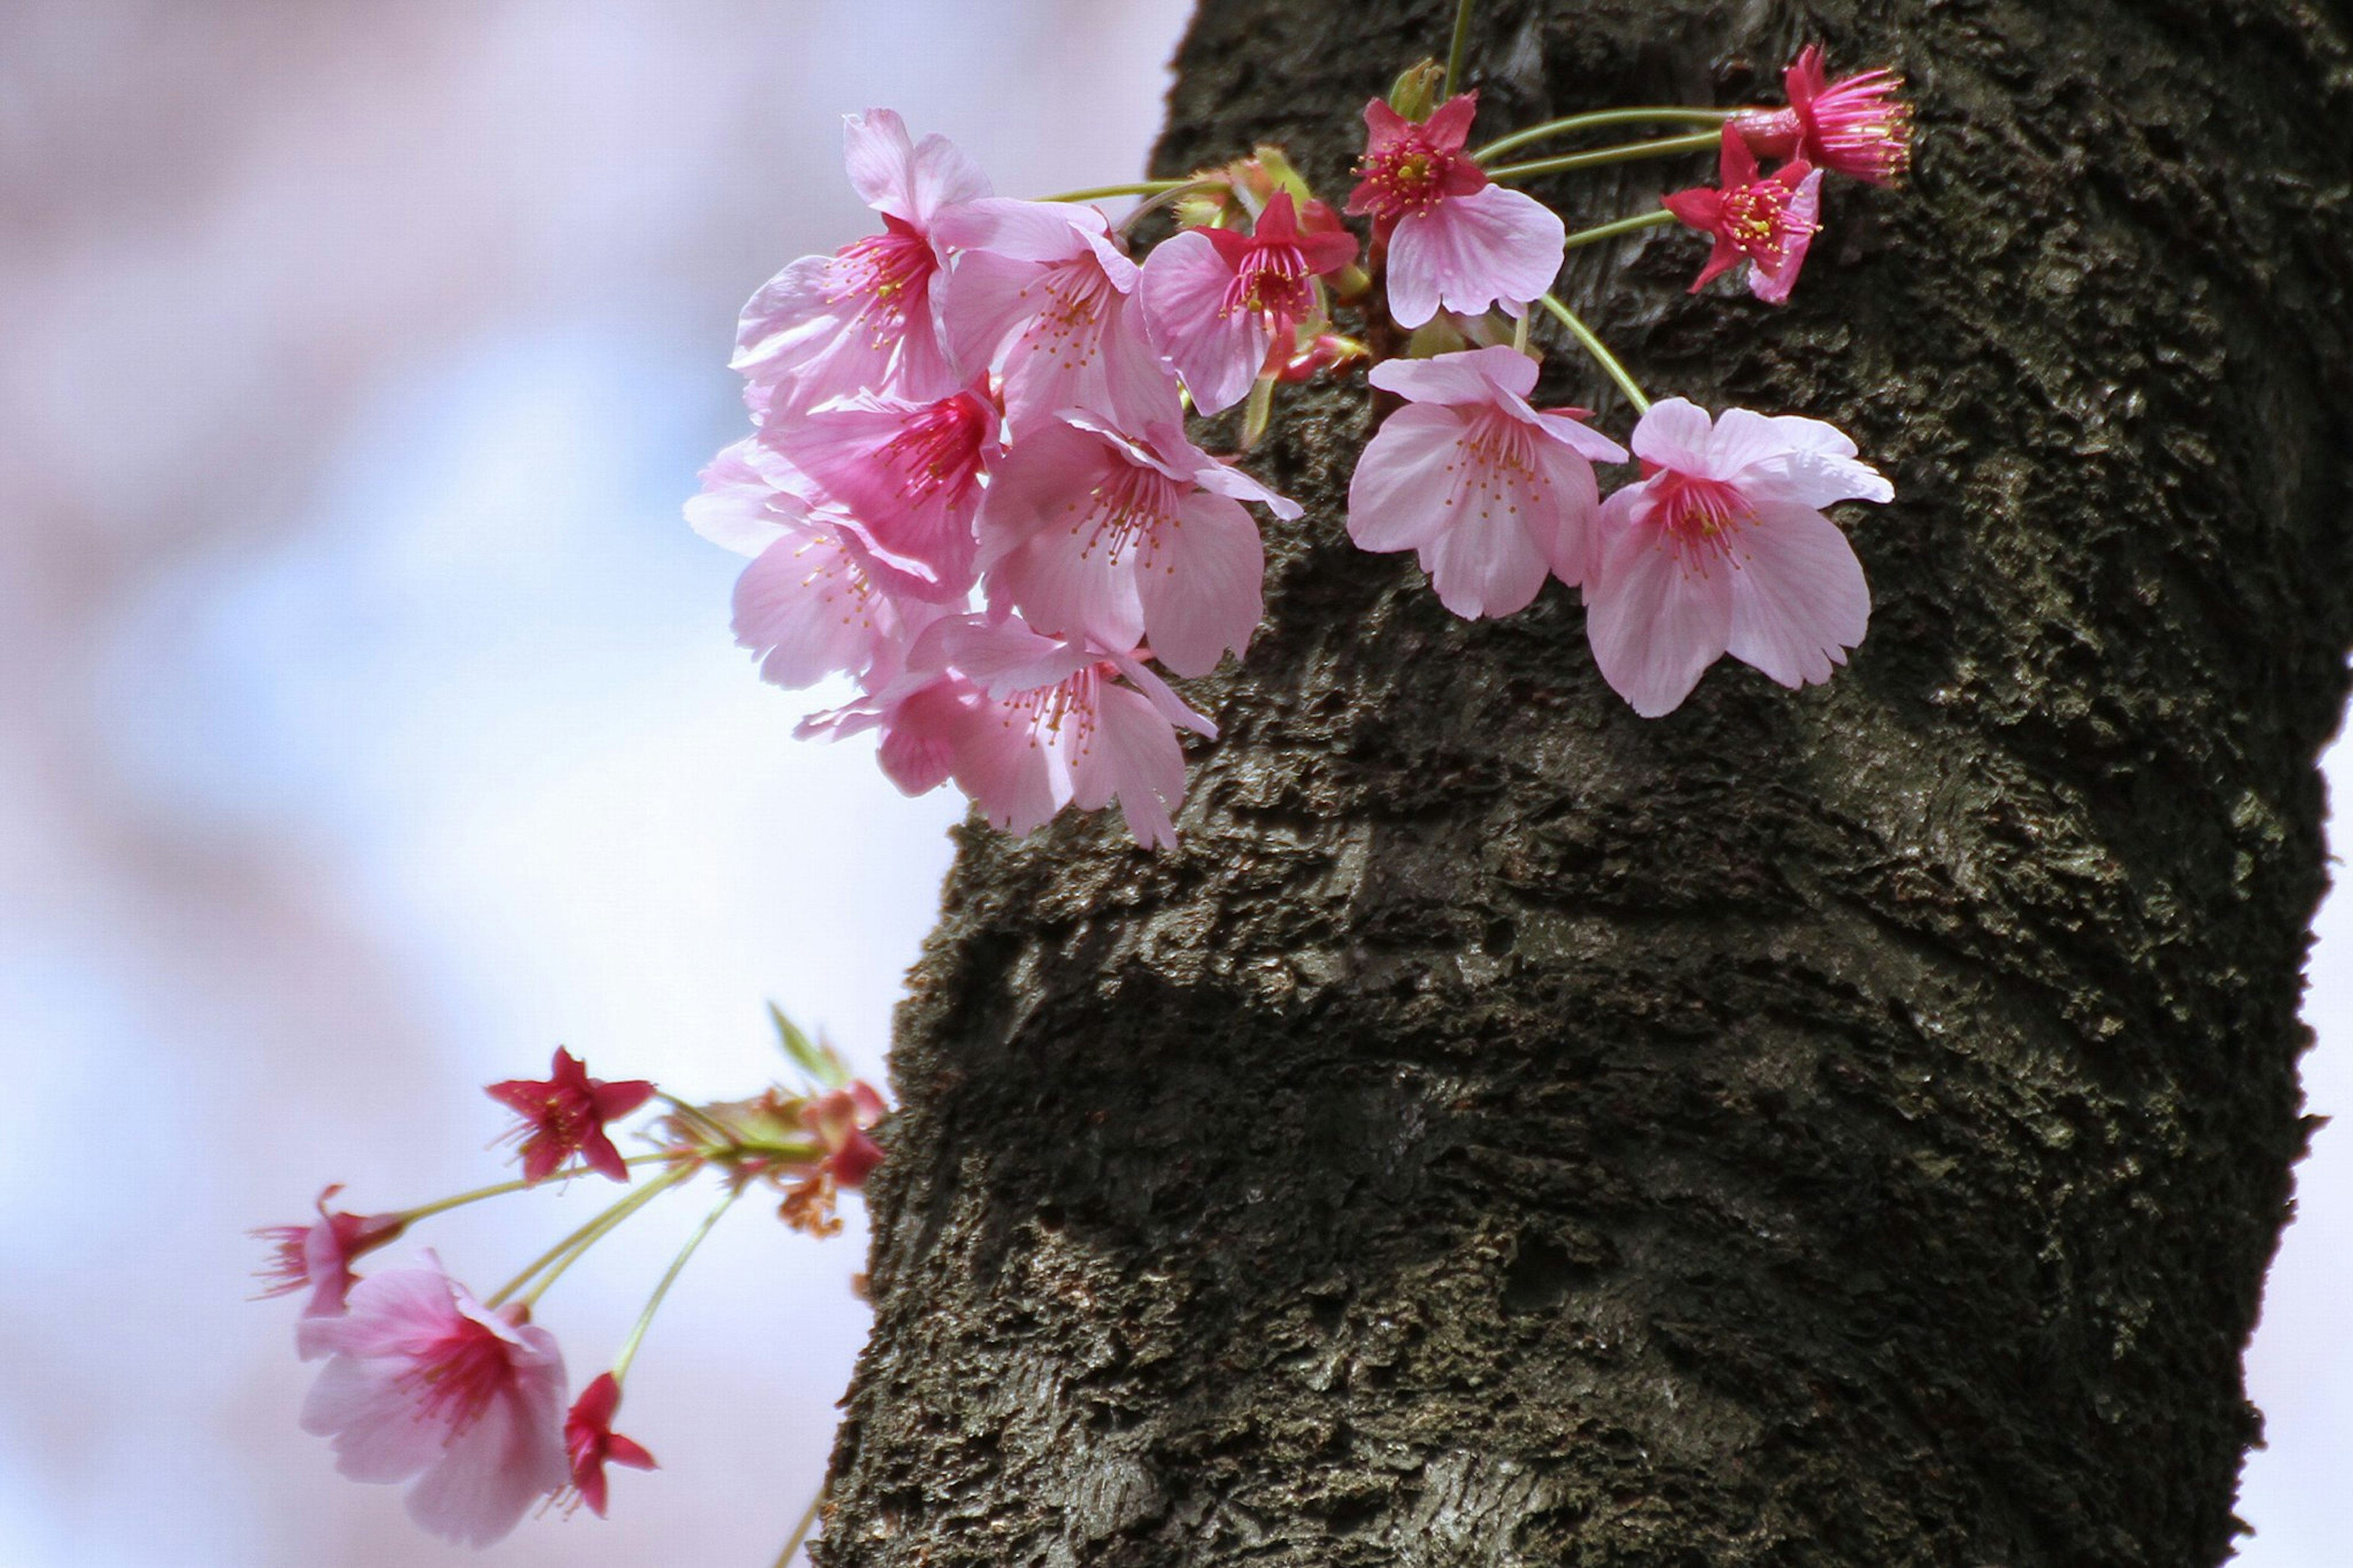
[
  {"left": 934, "top": 197, "right": 1178, "bottom": 431},
  {"left": 486, "top": 1048, "right": 656, "bottom": 1184},
  {"left": 563, "top": 1373, "right": 656, "bottom": 1518},
  {"left": 977, "top": 412, "right": 1300, "bottom": 676},
  {"left": 297, "top": 1259, "right": 570, "bottom": 1547},
  {"left": 1661, "top": 127, "right": 1823, "bottom": 305},
  {"left": 1347, "top": 346, "right": 1628, "bottom": 619},
  {"left": 1585, "top": 398, "right": 1892, "bottom": 717},
  {"left": 1346, "top": 94, "right": 1567, "bottom": 329},
  {"left": 254, "top": 1186, "right": 406, "bottom": 1323},
  {"left": 1733, "top": 46, "right": 1914, "bottom": 186},
  {"left": 733, "top": 110, "right": 989, "bottom": 416},
  {"left": 1137, "top": 192, "right": 1357, "bottom": 414},
  {"left": 766, "top": 382, "right": 998, "bottom": 594}
]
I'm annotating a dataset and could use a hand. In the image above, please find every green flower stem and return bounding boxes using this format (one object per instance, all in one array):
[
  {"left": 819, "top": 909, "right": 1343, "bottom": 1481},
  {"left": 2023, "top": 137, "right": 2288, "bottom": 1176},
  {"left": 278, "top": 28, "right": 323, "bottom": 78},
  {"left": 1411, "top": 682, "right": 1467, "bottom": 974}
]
[
  {"left": 775, "top": 1485, "right": 825, "bottom": 1568},
  {"left": 1485, "top": 129, "right": 1725, "bottom": 182},
  {"left": 1474, "top": 107, "right": 1730, "bottom": 164},
  {"left": 486, "top": 1162, "right": 695, "bottom": 1309},
  {"left": 1537, "top": 293, "right": 1651, "bottom": 414},
  {"left": 1563, "top": 208, "right": 1680, "bottom": 251},
  {"left": 393, "top": 1154, "right": 675, "bottom": 1225},
  {"left": 1032, "top": 179, "right": 1193, "bottom": 203},
  {"left": 1442, "top": 0, "right": 1477, "bottom": 99},
  {"left": 608, "top": 1188, "right": 741, "bottom": 1385}
]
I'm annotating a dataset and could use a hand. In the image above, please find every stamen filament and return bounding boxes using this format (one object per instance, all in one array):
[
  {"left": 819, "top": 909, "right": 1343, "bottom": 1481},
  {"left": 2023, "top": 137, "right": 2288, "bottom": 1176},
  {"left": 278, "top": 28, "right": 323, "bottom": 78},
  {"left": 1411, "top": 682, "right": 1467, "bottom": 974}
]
[
  {"left": 609, "top": 1189, "right": 742, "bottom": 1385},
  {"left": 1474, "top": 108, "right": 1730, "bottom": 164},
  {"left": 1485, "top": 130, "right": 1724, "bottom": 182},
  {"left": 1537, "top": 293, "right": 1651, "bottom": 414}
]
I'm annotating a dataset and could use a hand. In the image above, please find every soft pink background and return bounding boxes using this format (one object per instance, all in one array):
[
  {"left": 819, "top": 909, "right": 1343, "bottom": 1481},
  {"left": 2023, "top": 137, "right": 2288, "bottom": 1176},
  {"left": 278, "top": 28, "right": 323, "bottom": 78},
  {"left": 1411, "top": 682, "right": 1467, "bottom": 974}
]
[{"left": 0, "top": 4, "right": 2341, "bottom": 1564}]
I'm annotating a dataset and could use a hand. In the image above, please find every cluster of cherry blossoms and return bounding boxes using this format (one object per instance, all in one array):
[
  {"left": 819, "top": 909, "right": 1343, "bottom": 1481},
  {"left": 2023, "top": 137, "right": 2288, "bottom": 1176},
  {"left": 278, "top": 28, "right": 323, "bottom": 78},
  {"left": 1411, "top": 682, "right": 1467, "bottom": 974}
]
[
  {"left": 255, "top": 1015, "right": 883, "bottom": 1550},
  {"left": 693, "top": 46, "right": 1911, "bottom": 849}
]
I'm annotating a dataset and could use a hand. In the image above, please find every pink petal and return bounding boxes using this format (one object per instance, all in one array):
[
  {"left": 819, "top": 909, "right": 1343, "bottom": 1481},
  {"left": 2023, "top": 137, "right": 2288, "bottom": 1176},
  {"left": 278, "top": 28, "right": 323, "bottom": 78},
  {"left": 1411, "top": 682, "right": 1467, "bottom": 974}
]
[
  {"left": 1384, "top": 184, "right": 1566, "bottom": 328},
  {"left": 1748, "top": 169, "right": 1822, "bottom": 304},
  {"left": 1625, "top": 398, "right": 1719, "bottom": 475},
  {"left": 404, "top": 1381, "right": 569, "bottom": 1547},
  {"left": 1348, "top": 403, "right": 1473, "bottom": 553},
  {"left": 843, "top": 110, "right": 989, "bottom": 226},
  {"left": 1136, "top": 491, "right": 1264, "bottom": 677},
  {"left": 942, "top": 614, "right": 1094, "bottom": 697},
  {"left": 995, "top": 515, "right": 1148, "bottom": 653},
  {"left": 1586, "top": 516, "right": 1737, "bottom": 716},
  {"left": 685, "top": 440, "right": 798, "bottom": 557},
  {"left": 1137, "top": 229, "right": 1269, "bottom": 415},
  {"left": 1367, "top": 343, "right": 1538, "bottom": 404},
  {"left": 731, "top": 530, "right": 891, "bottom": 689},
  {"left": 1529, "top": 436, "right": 1606, "bottom": 586},
  {"left": 1722, "top": 502, "right": 1871, "bottom": 689},
  {"left": 1072, "top": 681, "right": 1186, "bottom": 849},
  {"left": 1417, "top": 471, "right": 1552, "bottom": 619},
  {"left": 1107, "top": 653, "right": 1217, "bottom": 738},
  {"left": 953, "top": 703, "right": 1065, "bottom": 835},
  {"left": 933, "top": 196, "right": 1103, "bottom": 260}
]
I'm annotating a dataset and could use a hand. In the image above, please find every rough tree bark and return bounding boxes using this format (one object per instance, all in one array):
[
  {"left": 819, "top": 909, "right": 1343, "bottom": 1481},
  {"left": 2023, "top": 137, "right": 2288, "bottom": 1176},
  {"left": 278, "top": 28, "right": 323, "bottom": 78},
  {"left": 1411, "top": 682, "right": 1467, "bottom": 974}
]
[{"left": 820, "top": 1, "right": 2353, "bottom": 1563}]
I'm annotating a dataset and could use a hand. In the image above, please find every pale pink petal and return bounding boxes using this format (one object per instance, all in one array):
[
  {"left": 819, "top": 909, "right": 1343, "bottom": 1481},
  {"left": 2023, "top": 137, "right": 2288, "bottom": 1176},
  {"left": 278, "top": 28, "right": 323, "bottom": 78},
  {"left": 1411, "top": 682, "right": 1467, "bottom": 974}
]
[
  {"left": 1385, "top": 184, "right": 1566, "bottom": 328},
  {"left": 874, "top": 679, "right": 972, "bottom": 795},
  {"left": 1137, "top": 229, "right": 1269, "bottom": 415},
  {"left": 1418, "top": 474, "right": 1552, "bottom": 619},
  {"left": 1107, "top": 652, "right": 1217, "bottom": 738},
  {"left": 1348, "top": 404, "right": 1474, "bottom": 552},
  {"left": 732, "top": 529, "right": 895, "bottom": 689},
  {"left": 952, "top": 703, "right": 1064, "bottom": 835},
  {"left": 995, "top": 516, "right": 1148, "bottom": 652},
  {"left": 684, "top": 440, "right": 796, "bottom": 556},
  {"left": 931, "top": 196, "right": 1102, "bottom": 260},
  {"left": 1533, "top": 409, "right": 1631, "bottom": 468},
  {"left": 1586, "top": 521, "right": 1737, "bottom": 716},
  {"left": 733, "top": 255, "right": 874, "bottom": 390},
  {"left": 768, "top": 394, "right": 985, "bottom": 591},
  {"left": 1137, "top": 491, "right": 1264, "bottom": 676},
  {"left": 1723, "top": 502, "right": 1871, "bottom": 689},
  {"left": 1748, "top": 169, "right": 1822, "bottom": 304},
  {"left": 1367, "top": 343, "right": 1538, "bottom": 404},
  {"left": 841, "top": 110, "right": 919, "bottom": 215},
  {"left": 939, "top": 248, "right": 1055, "bottom": 382},
  {"left": 300, "top": 1355, "right": 453, "bottom": 1480},
  {"left": 1529, "top": 436, "right": 1605, "bottom": 586},
  {"left": 942, "top": 614, "right": 1094, "bottom": 697},
  {"left": 973, "top": 419, "right": 1112, "bottom": 569},
  {"left": 1625, "top": 397, "right": 1719, "bottom": 475},
  {"left": 1071, "top": 683, "right": 1186, "bottom": 849}
]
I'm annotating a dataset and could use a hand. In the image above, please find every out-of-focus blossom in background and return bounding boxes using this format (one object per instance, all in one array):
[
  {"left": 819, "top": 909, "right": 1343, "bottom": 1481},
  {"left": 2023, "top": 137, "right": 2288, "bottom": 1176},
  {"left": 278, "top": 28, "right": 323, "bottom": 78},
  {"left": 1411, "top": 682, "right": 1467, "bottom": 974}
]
[{"left": 0, "top": 3, "right": 2344, "bottom": 1564}]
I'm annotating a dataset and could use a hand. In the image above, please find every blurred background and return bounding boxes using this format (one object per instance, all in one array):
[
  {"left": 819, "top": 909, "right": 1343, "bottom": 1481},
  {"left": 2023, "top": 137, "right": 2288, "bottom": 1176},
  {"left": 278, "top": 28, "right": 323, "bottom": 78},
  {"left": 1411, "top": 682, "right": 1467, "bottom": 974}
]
[{"left": 0, "top": 3, "right": 2342, "bottom": 1564}]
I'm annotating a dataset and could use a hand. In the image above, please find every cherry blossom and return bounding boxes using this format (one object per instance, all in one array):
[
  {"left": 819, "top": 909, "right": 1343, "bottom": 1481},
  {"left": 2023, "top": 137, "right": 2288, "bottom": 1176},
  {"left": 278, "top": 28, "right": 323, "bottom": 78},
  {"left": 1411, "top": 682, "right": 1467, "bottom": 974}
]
[
  {"left": 563, "top": 1373, "right": 656, "bottom": 1518},
  {"left": 254, "top": 1186, "right": 406, "bottom": 1323},
  {"left": 766, "top": 382, "right": 996, "bottom": 593},
  {"left": 797, "top": 668, "right": 983, "bottom": 798},
  {"left": 486, "top": 1048, "right": 656, "bottom": 1184},
  {"left": 298, "top": 1259, "right": 569, "bottom": 1547},
  {"left": 977, "top": 411, "right": 1300, "bottom": 676},
  {"left": 1585, "top": 398, "right": 1892, "bottom": 717},
  {"left": 1137, "top": 192, "right": 1357, "bottom": 414},
  {"left": 934, "top": 197, "right": 1177, "bottom": 430},
  {"left": 1662, "top": 127, "right": 1822, "bottom": 305},
  {"left": 1347, "top": 346, "right": 1627, "bottom": 619},
  {"left": 733, "top": 110, "right": 988, "bottom": 417},
  {"left": 1733, "top": 46, "right": 1913, "bottom": 187},
  {"left": 805, "top": 1080, "right": 889, "bottom": 1189},
  {"left": 1346, "top": 94, "right": 1566, "bottom": 329}
]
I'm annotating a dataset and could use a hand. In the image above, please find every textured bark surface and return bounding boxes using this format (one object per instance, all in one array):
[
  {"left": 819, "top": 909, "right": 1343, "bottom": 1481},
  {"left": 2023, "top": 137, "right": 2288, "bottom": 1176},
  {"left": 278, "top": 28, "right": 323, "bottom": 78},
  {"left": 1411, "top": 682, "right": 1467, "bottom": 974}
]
[{"left": 821, "top": 2, "right": 2353, "bottom": 1564}]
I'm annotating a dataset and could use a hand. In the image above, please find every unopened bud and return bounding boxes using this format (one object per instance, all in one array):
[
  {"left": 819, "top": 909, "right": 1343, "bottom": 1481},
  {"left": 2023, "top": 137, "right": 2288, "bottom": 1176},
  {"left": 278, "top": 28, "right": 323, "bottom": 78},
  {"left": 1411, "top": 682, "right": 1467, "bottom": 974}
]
[{"left": 1388, "top": 60, "right": 1445, "bottom": 122}]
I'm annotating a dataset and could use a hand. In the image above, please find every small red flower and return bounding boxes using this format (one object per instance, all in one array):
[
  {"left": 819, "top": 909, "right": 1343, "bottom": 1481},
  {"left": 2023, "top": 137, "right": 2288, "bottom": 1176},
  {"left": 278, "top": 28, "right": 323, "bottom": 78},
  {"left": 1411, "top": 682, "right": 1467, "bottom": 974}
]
[
  {"left": 1733, "top": 45, "right": 1913, "bottom": 187},
  {"left": 1661, "top": 126, "right": 1823, "bottom": 305},
  {"left": 804, "top": 1080, "right": 888, "bottom": 1189},
  {"left": 252, "top": 1184, "right": 405, "bottom": 1319},
  {"left": 487, "top": 1048, "right": 656, "bottom": 1183},
  {"left": 563, "top": 1373, "right": 657, "bottom": 1518}
]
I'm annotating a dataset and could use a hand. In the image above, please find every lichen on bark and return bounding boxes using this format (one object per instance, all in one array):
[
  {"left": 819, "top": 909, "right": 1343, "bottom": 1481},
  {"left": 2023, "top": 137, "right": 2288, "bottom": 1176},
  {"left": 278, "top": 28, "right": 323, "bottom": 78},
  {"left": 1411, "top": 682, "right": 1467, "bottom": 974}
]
[{"left": 818, "top": 2, "right": 2353, "bottom": 1564}]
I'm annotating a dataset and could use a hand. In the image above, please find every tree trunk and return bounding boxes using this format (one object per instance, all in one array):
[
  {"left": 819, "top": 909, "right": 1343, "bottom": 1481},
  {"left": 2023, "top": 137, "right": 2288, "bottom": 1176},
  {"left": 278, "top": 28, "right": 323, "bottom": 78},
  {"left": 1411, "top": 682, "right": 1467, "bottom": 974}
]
[{"left": 820, "top": 1, "right": 2353, "bottom": 1563}]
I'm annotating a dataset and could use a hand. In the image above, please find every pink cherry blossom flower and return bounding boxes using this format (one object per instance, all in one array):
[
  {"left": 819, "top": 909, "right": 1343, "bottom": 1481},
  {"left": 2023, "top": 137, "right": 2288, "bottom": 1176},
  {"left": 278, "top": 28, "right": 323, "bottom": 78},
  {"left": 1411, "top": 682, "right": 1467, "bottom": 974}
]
[
  {"left": 562, "top": 1373, "right": 656, "bottom": 1518},
  {"left": 298, "top": 1258, "right": 569, "bottom": 1547},
  {"left": 733, "top": 110, "right": 990, "bottom": 417},
  {"left": 254, "top": 1186, "right": 406, "bottom": 1323},
  {"left": 1137, "top": 192, "right": 1357, "bottom": 414},
  {"left": 765, "top": 382, "right": 996, "bottom": 594},
  {"left": 1733, "top": 46, "right": 1914, "bottom": 187},
  {"left": 796, "top": 668, "right": 983, "bottom": 798},
  {"left": 1585, "top": 397, "right": 1892, "bottom": 717},
  {"left": 690, "top": 441, "right": 944, "bottom": 690},
  {"left": 937, "top": 614, "right": 1215, "bottom": 849},
  {"left": 933, "top": 197, "right": 1178, "bottom": 430},
  {"left": 804, "top": 1080, "right": 889, "bottom": 1188},
  {"left": 1346, "top": 94, "right": 1567, "bottom": 329},
  {"left": 1347, "top": 346, "right": 1628, "bottom": 619},
  {"left": 487, "top": 1048, "right": 656, "bottom": 1184},
  {"left": 1661, "top": 127, "right": 1823, "bottom": 305},
  {"left": 977, "top": 411, "right": 1300, "bottom": 677}
]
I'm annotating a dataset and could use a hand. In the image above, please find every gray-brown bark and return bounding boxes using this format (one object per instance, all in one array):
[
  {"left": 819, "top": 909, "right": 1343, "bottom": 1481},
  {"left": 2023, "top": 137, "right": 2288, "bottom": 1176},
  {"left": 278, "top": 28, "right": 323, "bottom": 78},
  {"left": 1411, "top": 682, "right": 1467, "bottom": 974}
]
[{"left": 819, "top": 2, "right": 2353, "bottom": 1564}]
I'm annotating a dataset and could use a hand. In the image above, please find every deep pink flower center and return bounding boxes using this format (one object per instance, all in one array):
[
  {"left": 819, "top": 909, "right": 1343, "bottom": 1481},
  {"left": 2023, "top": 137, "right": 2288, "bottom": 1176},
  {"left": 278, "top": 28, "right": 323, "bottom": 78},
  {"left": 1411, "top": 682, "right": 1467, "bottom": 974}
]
[
  {"left": 825, "top": 227, "right": 934, "bottom": 341},
  {"left": 1006, "top": 664, "right": 1113, "bottom": 754},
  {"left": 1069, "top": 460, "right": 1184, "bottom": 568},
  {"left": 1356, "top": 138, "right": 1462, "bottom": 219},
  {"left": 1029, "top": 260, "right": 1115, "bottom": 360},
  {"left": 1654, "top": 469, "right": 1756, "bottom": 562},
  {"left": 1719, "top": 183, "right": 1811, "bottom": 266},
  {"left": 1802, "top": 73, "right": 1912, "bottom": 182},
  {"left": 405, "top": 1316, "right": 517, "bottom": 1435},
  {"left": 1448, "top": 414, "right": 1547, "bottom": 516},
  {"left": 880, "top": 396, "right": 987, "bottom": 501},
  {"left": 1221, "top": 241, "right": 1317, "bottom": 326}
]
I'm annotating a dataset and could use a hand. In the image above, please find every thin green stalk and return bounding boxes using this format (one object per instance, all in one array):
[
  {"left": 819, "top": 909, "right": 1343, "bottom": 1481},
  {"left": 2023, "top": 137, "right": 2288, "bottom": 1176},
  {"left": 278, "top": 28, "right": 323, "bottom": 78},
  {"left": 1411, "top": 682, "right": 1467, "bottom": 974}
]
[
  {"left": 775, "top": 1485, "right": 824, "bottom": 1567},
  {"left": 1474, "top": 107, "right": 1730, "bottom": 164},
  {"left": 1485, "top": 129, "right": 1724, "bottom": 182},
  {"left": 1442, "top": 0, "right": 1477, "bottom": 98},
  {"left": 1537, "top": 293, "right": 1650, "bottom": 414},
  {"left": 486, "top": 1162, "right": 694, "bottom": 1309},
  {"left": 609, "top": 1189, "right": 741, "bottom": 1385},
  {"left": 394, "top": 1153, "right": 675, "bottom": 1225},
  {"left": 1563, "top": 208, "right": 1680, "bottom": 251},
  {"left": 1032, "top": 179, "right": 1191, "bottom": 203}
]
